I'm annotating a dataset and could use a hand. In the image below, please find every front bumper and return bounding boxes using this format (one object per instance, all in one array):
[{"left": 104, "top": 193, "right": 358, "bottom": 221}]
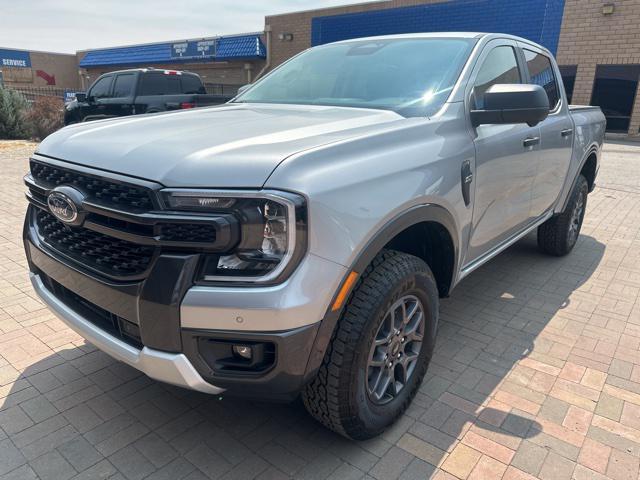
[
  {"left": 31, "top": 272, "right": 223, "bottom": 394},
  {"left": 25, "top": 213, "right": 345, "bottom": 399}
]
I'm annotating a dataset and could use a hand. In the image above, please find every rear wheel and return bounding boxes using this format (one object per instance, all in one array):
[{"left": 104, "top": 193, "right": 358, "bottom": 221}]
[
  {"left": 537, "top": 174, "right": 588, "bottom": 256},
  {"left": 302, "top": 250, "right": 438, "bottom": 440}
]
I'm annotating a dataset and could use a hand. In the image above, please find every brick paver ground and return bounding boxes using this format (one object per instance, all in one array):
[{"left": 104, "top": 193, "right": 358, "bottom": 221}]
[{"left": 2, "top": 139, "right": 640, "bottom": 479}]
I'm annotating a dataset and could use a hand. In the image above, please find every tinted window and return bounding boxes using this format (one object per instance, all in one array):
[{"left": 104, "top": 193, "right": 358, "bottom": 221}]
[
  {"left": 473, "top": 46, "right": 521, "bottom": 109},
  {"left": 559, "top": 65, "right": 577, "bottom": 104},
  {"left": 524, "top": 49, "right": 560, "bottom": 110},
  {"left": 112, "top": 74, "right": 135, "bottom": 97},
  {"left": 591, "top": 64, "right": 640, "bottom": 133},
  {"left": 181, "top": 75, "right": 204, "bottom": 94},
  {"left": 89, "top": 76, "right": 113, "bottom": 99},
  {"left": 236, "top": 38, "right": 476, "bottom": 117},
  {"left": 167, "top": 76, "right": 181, "bottom": 94},
  {"left": 140, "top": 73, "right": 181, "bottom": 95}
]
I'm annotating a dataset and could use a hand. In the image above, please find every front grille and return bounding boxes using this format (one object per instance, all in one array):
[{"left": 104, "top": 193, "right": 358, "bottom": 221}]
[
  {"left": 30, "top": 160, "right": 154, "bottom": 210},
  {"left": 28, "top": 159, "right": 238, "bottom": 280},
  {"left": 41, "top": 273, "right": 142, "bottom": 349},
  {"left": 36, "top": 210, "right": 155, "bottom": 278}
]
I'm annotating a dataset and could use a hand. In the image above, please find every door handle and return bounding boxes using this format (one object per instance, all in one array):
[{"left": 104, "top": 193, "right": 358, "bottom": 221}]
[
  {"left": 523, "top": 137, "right": 540, "bottom": 148},
  {"left": 561, "top": 128, "right": 573, "bottom": 137}
]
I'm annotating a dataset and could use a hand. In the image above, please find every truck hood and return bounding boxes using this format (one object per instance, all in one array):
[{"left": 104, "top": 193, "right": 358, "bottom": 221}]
[{"left": 38, "top": 103, "right": 403, "bottom": 188}]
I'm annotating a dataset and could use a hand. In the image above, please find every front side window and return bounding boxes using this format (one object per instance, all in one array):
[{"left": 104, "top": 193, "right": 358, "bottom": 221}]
[
  {"left": 112, "top": 74, "right": 135, "bottom": 98},
  {"left": 235, "top": 38, "right": 476, "bottom": 117},
  {"left": 524, "top": 49, "right": 560, "bottom": 110},
  {"left": 473, "top": 46, "right": 521, "bottom": 109},
  {"left": 89, "top": 76, "right": 113, "bottom": 99}
]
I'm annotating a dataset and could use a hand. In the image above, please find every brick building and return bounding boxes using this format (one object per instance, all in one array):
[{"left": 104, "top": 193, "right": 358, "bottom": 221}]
[
  {"left": 3, "top": 0, "right": 640, "bottom": 135},
  {"left": 75, "top": 33, "right": 266, "bottom": 95},
  {"left": 265, "top": 0, "right": 640, "bottom": 135},
  {"left": 0, "top": 47, "right": 79, "bottom": 90}
]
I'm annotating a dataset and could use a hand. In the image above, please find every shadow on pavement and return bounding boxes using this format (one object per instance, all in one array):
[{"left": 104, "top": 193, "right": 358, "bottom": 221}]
[{"left": 1, "top": 232, "right": 604, "bottom": 479}]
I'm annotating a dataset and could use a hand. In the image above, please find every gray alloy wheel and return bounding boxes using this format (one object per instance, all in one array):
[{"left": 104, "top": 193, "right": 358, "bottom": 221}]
[
  {"left": 567, "top": 189, "right": 585, "bottom": 247},
  {"left": 366, "top": 295, "right": 425, "bottom": 404},
  {"left": 302, "top": 249, "right": 438, "bottom": 440},
  {"left": 538, "top": 174, "right": 588, "bottom": 256}
]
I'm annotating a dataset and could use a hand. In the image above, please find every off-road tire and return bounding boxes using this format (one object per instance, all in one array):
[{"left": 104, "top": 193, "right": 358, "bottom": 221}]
[
  {"left": 537, "top": 174, "right": 588, "bottom": 256},
  {"left": 302, "top": 249, "right": 438, "bottom": 440}
]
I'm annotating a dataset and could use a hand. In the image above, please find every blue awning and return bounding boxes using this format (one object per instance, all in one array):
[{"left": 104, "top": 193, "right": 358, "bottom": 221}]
[{"left": 80, "top": 34, "right": 265, "bottom": 68}]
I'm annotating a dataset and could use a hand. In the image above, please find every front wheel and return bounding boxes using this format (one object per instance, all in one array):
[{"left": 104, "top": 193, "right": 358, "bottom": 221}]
[
  {"left": 537, "top": 174, "right": 588, "bottom": 256},
  {"left": 302, "top": 250, "right": 438, "bottom": 440}
]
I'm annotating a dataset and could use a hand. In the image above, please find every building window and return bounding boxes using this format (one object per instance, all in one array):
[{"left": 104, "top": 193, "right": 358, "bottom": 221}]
[
  {"left": 591, "top": 64, "right": 640, "bottom": 133},
  {"left": 559, "top": 65, "right": 577, "bottom": 104}
]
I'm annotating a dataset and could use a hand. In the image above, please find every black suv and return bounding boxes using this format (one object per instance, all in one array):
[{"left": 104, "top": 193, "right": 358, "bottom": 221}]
[{"left": 64, "top": 68, "right": 231, "bottom": 125}]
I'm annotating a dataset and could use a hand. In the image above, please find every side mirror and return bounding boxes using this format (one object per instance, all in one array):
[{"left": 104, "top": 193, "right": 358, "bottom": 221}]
[
  {"left": 236, "top": 84, "right": 252, "bottom": 96},
  {"left": 75, "top": 92, "right": 87, "bottom": 103},
  {"left": 471, "top": 84, "right": 549, "bottom": 127}
]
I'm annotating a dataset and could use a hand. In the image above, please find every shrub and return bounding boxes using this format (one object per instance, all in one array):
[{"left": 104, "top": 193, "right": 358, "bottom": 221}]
[
  {"left": 0, "top": 88, "right": 31, "bottom": 139},
  {"left": 24, "top": 96, "right": 64, "bottom": 141}
]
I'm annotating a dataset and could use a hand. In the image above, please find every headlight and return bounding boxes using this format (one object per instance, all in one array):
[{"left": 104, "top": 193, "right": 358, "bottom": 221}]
[{"left": 161, "top": 190, "right": 307, "bottom": 284}]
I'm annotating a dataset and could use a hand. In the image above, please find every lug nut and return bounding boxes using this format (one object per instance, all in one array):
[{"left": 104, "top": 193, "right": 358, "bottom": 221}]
[
  {"left": 401, "top": 337, "right": 406, "bottom": 343},
  {"left": 397, "top": 353, "right": 401, "bottom": 358},
  {"left": 387, "top": 362, "right": 393, "bottom": 368}
]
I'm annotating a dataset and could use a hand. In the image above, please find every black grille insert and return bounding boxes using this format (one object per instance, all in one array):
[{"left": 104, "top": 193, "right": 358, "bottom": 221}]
[
  {"left": 30, "top": 160, "right": 154, "bottom": 210},
  {"left": 159, "top": 222, "right": 217, "bottom": 243},
  {"left": 36, "top": 210, "right": 155, "bottom": 278},
  {"left": 41, "top": 273, "right": 142, "bottom": 349}
]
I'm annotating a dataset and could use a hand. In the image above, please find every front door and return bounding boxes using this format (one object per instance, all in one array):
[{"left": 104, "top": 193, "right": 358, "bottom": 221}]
[
  {"left": 464, "top": 40, "right": 540, "bottom": 265},
  {"left": 83, "top": 74, "right": 114, "bottom": 120}
]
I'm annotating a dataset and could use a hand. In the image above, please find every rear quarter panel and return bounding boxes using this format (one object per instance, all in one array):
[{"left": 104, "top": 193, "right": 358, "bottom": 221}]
[{"left": 554, "top": 106, "right": 606, "bottom": 213}]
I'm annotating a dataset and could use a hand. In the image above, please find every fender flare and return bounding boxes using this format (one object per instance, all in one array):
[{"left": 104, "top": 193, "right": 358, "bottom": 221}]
[
  {"left": 302, "top": 203, "right": 460, "bottom": 382},
  {"left": 558, "top": 145, "right": 599, "bottom": 213}
]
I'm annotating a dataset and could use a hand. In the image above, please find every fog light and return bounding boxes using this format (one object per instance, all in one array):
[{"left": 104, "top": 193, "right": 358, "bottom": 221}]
[{"left": 232, "top": 345, "right": 252, "bottom": 360}]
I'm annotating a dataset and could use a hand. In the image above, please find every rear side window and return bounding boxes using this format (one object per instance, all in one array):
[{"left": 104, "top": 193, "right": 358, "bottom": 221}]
[
  {"left": 140, "top": 73, "right": 181, "bottom": 95},
  {"left": 112, "top": 74, "right": 135, "bottom": 97},
  {"left": 89, "top": 76, "right": 113, "bottom": 99},
  {"left": 181, "top": 75, "right": 204, "bottom": 94},
  {"left": 524, "top": 49, "right": 560, "bottom": 110},
  {"left": 473, "top": 46, "right": 521, "bottom": 109}
]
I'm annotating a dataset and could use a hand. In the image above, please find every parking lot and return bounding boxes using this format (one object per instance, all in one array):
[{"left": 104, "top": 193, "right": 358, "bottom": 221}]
[{"left": 1, "top": 140, "right": 640, "bottom": 480}]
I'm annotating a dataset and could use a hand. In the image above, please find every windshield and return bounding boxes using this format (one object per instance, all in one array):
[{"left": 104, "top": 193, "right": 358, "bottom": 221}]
[{"left": 235, "top": 38, "right": 475, "bottom": 117}]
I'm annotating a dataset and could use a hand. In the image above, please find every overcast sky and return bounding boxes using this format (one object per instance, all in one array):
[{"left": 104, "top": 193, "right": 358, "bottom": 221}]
[{"left": 0, "top": 0, "right": 359, "bottom": 53}]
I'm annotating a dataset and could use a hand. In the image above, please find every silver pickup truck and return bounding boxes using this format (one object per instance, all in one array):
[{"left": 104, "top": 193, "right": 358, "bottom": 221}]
[{"left": 24, "top": 32, "right": 605, "bottom": 439}]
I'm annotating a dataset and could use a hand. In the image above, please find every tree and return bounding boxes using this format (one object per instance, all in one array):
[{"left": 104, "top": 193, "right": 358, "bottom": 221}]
[{"left": 0, "top": 88, "right": 31, "bottom": 139}]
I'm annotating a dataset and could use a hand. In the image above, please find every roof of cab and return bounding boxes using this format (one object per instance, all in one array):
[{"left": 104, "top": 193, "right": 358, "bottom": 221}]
[
  {"left": 329, "top": 32, "right": 544, "bottom": 45},
  {"left": 97, "top": 68, "right": 199, "bottom": 76},
  {"left": 328, "top": 32, "right": 550, "bottom": 54}
]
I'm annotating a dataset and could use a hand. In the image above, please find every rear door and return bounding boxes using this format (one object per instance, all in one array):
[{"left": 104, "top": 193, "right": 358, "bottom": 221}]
[
  {"left": 136, "top": 72, "right": 182, "bottom": 113},
  {"left": 464, "top": 40, "right": 541, "bottom": 264},
  {"left": 520, "top": 44, "right": 574, "bottom": 217}
]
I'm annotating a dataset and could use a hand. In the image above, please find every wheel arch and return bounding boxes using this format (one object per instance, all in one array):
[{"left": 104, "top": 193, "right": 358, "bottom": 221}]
[
  {"left": 303, "top": 204, "right": 460, "bottom": 381},
  {"left": 559, "top": 145, "right": 599, "bottom": 213},
  {"left": 351, "top": 204, "right": 459, "bottom": 297}
]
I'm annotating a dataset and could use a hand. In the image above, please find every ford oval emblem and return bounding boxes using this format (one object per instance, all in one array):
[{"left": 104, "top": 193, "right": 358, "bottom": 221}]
[{"left": 47, "top": 191, "right": 79, "bottom": 224}]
